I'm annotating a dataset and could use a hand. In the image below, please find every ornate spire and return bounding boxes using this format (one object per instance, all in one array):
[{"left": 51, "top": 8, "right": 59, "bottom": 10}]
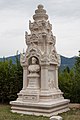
[{"left": 33, "top": 4, "right": 48, "bottom": 21}]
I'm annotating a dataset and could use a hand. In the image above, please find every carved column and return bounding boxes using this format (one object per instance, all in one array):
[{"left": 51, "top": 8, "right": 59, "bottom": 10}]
[
  {"left": 41, "top": 64, "right": 49, "bottom": 91},
  {"left": 55, "top": 66, "right": 59, "bottom": 89},
  {"left": 22, "top": 65, "right": 28, "bottom": 90}
]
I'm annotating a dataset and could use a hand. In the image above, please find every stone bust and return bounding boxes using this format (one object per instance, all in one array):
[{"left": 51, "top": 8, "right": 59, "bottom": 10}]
[{"left": 28, "top": 57, "right": 40, "bottom": 73}]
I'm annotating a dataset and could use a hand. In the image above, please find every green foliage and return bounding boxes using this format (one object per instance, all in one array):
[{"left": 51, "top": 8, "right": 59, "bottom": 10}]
[
  {"left": 72, "top": 56, "right": 80, "bottom": 103},
  {"left": 59, "top": 55, "right": 80, "bottom": 103},
  {"left": 0, "top": 55, "right": 23, "bottom": 103},
  {"left": 59, "top": 67, "right": 74, "bottom": 102}
]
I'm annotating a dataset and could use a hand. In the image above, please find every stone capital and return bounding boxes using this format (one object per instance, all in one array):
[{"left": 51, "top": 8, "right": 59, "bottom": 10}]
[{"left": 40, "top": 62, "right": 49, "bottom": 67}]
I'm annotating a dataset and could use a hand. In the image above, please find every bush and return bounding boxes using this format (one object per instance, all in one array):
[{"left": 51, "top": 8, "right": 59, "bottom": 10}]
[{"left": 0, "top": 56, "right": 23, "bottom": 103}]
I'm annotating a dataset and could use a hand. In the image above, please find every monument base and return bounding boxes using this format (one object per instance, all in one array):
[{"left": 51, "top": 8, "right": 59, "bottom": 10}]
[{"left": 10, "top": 99, "right": 69, "bottom": 117}]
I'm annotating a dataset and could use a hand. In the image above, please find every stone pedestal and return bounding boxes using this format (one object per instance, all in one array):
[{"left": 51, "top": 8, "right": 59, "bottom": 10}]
[
  {"left": 10, "top": 4, "right": 70, "bottom": 117},
  {"left": 27, "top": 73, "right": 40, "bottom": 89}
]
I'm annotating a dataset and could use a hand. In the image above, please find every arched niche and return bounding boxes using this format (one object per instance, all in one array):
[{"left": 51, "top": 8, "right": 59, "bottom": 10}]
[{"left": 26, "top": 45, "right": 42, "bottom": 65}]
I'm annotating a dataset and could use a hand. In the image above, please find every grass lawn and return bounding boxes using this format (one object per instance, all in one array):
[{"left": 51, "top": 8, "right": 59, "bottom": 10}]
[
  {"left": 0, "top": 104, "right": 80, "bottom": 120},
  {"left": 60, "top": 108, "right": 80, "bottom": 120}
]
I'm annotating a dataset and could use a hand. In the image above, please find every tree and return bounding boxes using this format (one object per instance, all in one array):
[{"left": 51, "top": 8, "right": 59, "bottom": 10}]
[
  {"left": 0, "top": 59, "right": 15, "bottom": 103},
  {"left": 8, "top": 52, "right": 23, "bottom": 102},
  {"left": 0, "top": 53, "right": 23, "bottom": 103},
  {"left": 59, "top": 67, "right": 74, "bottom": 101},
  {"left": 59, "top": 51, "right": 80, "bottom": 103},
  {"left": 72, "top": 52, "right": 80, "bottom": 103}
]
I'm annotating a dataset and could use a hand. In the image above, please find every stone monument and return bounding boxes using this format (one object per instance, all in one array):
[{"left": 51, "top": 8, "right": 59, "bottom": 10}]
[{"left": 10, "top": 4, "right": 69, "bottom": 117}]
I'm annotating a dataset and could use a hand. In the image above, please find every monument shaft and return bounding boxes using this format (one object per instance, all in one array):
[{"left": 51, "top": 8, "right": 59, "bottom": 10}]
[{"left": 10, "top": 4, "right": 69, "bottom": 117}]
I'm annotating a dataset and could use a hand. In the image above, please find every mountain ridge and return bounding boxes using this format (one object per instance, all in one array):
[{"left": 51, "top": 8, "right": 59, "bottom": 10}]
[
  {"left": 0, "top": 55, "right": 76, "bottom": 69},
  {"left": 60, "top": 55, "right": 76, "bottom": 70}
]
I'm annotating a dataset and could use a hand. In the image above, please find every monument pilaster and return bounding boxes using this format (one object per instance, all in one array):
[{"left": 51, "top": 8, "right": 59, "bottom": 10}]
[
  {"left": 55, "top": 66, "right": 59, "bottom": 89},
  {"left": 22, "top": 66, "right": 28, "bottom": 90},
  {"left": 41, "top": 64, "right": 49, "bottom": 91}
]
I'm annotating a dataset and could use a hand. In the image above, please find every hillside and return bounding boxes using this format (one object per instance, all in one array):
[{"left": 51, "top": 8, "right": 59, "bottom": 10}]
[{"left": 60, "top": 55, "right": 76, "bottom": 70}]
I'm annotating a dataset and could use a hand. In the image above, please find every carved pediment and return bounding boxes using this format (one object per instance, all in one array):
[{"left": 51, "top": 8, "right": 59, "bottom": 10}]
[{"left": 26, "top": 43, "right": 42, "bottom": 62}]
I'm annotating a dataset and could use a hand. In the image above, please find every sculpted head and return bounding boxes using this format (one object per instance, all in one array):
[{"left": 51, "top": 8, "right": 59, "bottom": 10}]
[{"left": 32, "top": 57, "right": 37, "bottom": 64}]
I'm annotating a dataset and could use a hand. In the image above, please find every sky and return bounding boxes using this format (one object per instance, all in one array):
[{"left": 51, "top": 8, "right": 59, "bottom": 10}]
[{"left": 0, "top": 0, "right": 80, "bottom": 58}]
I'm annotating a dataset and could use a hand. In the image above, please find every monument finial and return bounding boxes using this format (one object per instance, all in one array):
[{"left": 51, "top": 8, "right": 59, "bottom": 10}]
[
  {"left": 38, "top": 4, "right": 44, "bottom": 9},
  {"left": 33, "top": 4, "right": 48, "bottom": 21}
]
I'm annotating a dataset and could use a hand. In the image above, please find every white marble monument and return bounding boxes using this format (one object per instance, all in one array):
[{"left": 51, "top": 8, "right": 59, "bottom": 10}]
[{"left": 10, "top": 4, "right": 70, "bottom": 117}]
